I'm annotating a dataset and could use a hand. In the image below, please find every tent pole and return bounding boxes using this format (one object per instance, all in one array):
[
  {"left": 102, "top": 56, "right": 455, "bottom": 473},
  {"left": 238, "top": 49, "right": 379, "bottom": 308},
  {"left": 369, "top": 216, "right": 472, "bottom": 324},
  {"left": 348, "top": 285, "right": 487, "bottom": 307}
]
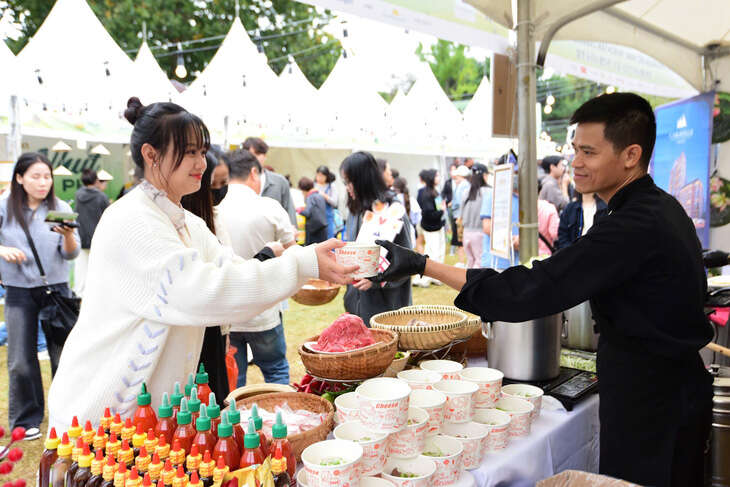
[
  {"left": 516, "top": 0, "right": 538, "bottom": 263},
  {"left": 8, "top": 95, "right": 21, "bottom": 163}
]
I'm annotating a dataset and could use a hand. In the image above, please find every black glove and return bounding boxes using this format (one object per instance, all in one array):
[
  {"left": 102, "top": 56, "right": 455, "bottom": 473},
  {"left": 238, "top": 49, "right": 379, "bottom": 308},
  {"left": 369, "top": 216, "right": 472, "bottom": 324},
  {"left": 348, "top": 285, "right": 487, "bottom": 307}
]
[
  {"left": 369, "top": 239, "right": 427, "bottom": 283},
  {"left": 253, "top": 246, "right": 276, "bottom": 262},
  {"left": 703, "top": 249, "right": 730, "bottom": 268}
]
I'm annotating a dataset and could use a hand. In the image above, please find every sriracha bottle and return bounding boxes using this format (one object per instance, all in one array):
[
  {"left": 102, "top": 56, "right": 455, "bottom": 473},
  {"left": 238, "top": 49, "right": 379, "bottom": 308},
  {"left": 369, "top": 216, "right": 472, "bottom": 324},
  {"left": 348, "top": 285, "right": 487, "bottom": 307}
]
[
  {"left": 250, "top": 404, "right": 270, "bottom": 458},
  {"left": 206, "top": 393, "right": 221, "bottom": 441},
  {"left": 213, "top": 414, "right": 240, "bottom": 471},
  {"left": 133, "top": 383, "right": 158, "bottom": 433},
  {"left": 172, "top": 398, "right": 195, "bottom": 458},
  {"left": 271, "top": 411, "right": 296, "bottom": 483},
  {"left": 194, "top": 364, "right": 212, "bottom": 406},
  {"left": 226, "top": 399, "right": 245, "bottom": 454},
  {"left": 239, "top": 418, "right": 265, "bottom": 470},
  {"left": 170, "top": 384, "right": 184, "bottom": 422},
  {"left": 192, "top": 407, "right": 216, "bottom": 457},
  {"left": 155, "top": 392, "right": 177, "bottom": 445},
  {"left": 188, "top": 388, "right": 202, "bottom": 424}
]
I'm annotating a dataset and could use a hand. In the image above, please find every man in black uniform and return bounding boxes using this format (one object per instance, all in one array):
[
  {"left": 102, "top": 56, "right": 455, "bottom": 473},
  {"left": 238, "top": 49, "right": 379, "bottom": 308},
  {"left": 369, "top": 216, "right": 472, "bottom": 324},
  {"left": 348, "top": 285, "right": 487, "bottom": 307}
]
[{"left": 373, "top": 93, "right": 713, "bottom": 486}]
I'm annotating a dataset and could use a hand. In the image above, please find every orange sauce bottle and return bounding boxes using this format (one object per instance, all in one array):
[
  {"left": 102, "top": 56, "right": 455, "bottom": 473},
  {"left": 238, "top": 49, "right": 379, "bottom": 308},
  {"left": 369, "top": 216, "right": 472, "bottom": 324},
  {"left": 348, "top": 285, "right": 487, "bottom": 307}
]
[
  {"left": 68, "top": 416, "right": 83, "bottom": 442},
  {"left": 212, "top": 455, "right": 229, "bottom": 485},
  {"left": 206, "top": 393, "right": 221, "bottom": 442},
  {"left": 155, "top": 392, "right": 176, "bottom": 446},
  {"left": 135, "top": 445, "right": 151, "bottom": 475},
  {"left": 145, "top": 429, "right": 159, "bottom": 454},
  {"left": 213, "top": 415, "right": 240, "bottom": 471},
  {"left": 171, "top": 398, "right": 195, "bottom": 457},
  {"left": 121, "top": 417, "right": 136, "bottom": 443},
  {"left": 172, "top": 465, "right": 188, "bottom": 487},
  {"left": 84, "top": 448, "right": 105, "bottom": 487},
  {"left": 82, "top": 420, "right": 95, "bottom": 446},
  {"left": 98, "top": 454, "right": 116, "bottom": 487},
  {"left": 191, "top": 407, "right": 216, "bottom": 457},
  {"left": 160, "top": 460, "right": 176, "bottom": 487},
  {"left": 239, "top": 419, "right": 265, "bottom": 470},
  {"left": 194, "top": 364, "right": 212, "bottom": 406},
  {"left": 133, "top": 383, "right": 158, "bottom": 436},
  {"left": 197, "top": 450, "right": 215, "bottom": 487},
  {"left": 169, "top": 440, "right": 186, "bottom": 468},
  {"left": 185, "top": 443, "right": 202, "bottom": 475}
]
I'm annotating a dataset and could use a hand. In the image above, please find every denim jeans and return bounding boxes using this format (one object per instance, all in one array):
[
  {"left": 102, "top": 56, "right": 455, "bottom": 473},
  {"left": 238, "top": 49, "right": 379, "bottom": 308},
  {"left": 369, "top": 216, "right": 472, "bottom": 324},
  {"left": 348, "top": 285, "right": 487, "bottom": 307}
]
[
  {"left": 5, "top": 284, "right": 69, "bottom": 429},
  {"left": 0, "top": 322, "right": 46, "bottom": 350},
  {"left": 229, "top": 318, "right": 289, "bottom": 387}
]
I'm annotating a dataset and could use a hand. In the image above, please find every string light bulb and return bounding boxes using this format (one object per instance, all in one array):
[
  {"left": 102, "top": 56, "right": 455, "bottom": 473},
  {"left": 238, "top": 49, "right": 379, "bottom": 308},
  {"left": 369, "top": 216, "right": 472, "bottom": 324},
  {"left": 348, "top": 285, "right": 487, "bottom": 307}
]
[
  {"left": 175, "top": 43, "right": 187, "bottom": 79},
  {"left": 544, "top": 104, "right": 552, "bottom": 114},
  {"left": 606, "top": 85, "right": 616, "bottom": 94},
  {"left": 546, "top": 94, "right": 555, "bottom": 105}
]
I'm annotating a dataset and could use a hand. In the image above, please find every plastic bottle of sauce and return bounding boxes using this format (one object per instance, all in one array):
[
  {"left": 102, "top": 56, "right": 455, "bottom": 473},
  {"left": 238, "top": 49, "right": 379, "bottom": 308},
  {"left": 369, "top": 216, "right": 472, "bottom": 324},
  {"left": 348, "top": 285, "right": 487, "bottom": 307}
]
[
  {"left": 185, "top": 443, "right": 202, "bottom": 476},
  {"left": 172, "top": 465, "right": 188, "bottom": 487},
  {"left": 135, "top": 445, "right": 151, "bottom": 475},
  {"left": 112, "top": 462, "right": 126, "bottom": 487},
  {"left": 212, "top": 455, "right": 229, "bottom": 486},
  {"left": 206, "top": 393, "right": 221, "bottom": 440},
  {"left": 172, "top": 398, "right": 195, "bottom": 457},
  {"left": 184, "top": 373, "right": 195, "bottom": 400},
  {"left": 126, "top": 466, "right": 142, "bottom": 487},
  {"left": 117, "top": 440, "right": 134, "bottom": 469},
  {"left": 192, "top": 407, "right": 216, "bottom": 456},
  {"left": 160, "top": 460, "right": 176, "bottom": 487},
  {"left": 92, "top": 425, "right": 108, "bottom": 453},
  {"left": 84, "top": 448, "right": 105, "bottom": 487},
  {"left": 49, "top": 432, "right": 73, "bottom": 487},
  {"left": 132, "top": 423, "right": 147, "bottom": 457},
  {"left": 148, "top": 453, "right": 163, "bottom": 483},
  {"left": 195, "top": 364, "right": 212, "bottom": 406},
  {"left": 98, "top": 454, "right": 116, "bottom": 487},
  {"left": 38, "top": 426, "right": 60, "bottom": 487},
  {"left": 73, "top": 444, "right": 95, "bottom": 487},
  {"left": 169, "top": 440, "right": 186, "bottom": 468},
  {"left": 67, "top": 437, "right": 85, "bottom": 484},
  {"left": 270, "top": 443, "right": 291, "bottom": 487},
  {"left": 155, "top": 392, "right": 177, "bottom": 445},
  {"left": 188, "top": 388, "right": 202, "bottom": 424},
  {"left": 105, "top": 433, "right": 121, "bottom": 460},
  {"left": 155, "top": 434, "right": 170, "bottom": 462},
  {"left": 170, "top": 382, "right": 184, "bottom": 421},
  {"left": 121, "top": 417, "right": 136, "bottom": 444},
  {"left": 213, "top": 414, "right": 240, "bottom": 471},
  {"left": 226, "top": 399, "right": 245, "bottom": 453},
  {"left": 239, "top": 418, "right": 265, "bottom": 470},
  {"left": 145, "top": 429, "right": 159, "bottom": 454},
  {"left": 187, "top": 471, "right": 203, "bottom": 487},
  {"left": 101, "top": 407, "right": 114, "bottom": 435},
  {"left": 250, "top": 404, "right": 270, "bottom": 458},
  {"left": 110, "top": 413, "right": 124, "bottom": 438},
  {"left": 197, "top": 450, "right": 215, "bottom": 487},
  {"left": 82, "top": 420, "right": 95, "bottom": 446},
  {"left": 68, "top": 416, "right": 83, "bottom": 442},
  {"left": 133, "top": 383, "right": 159, "bottom": 433},
  {"left": 270, "top": 411, "right": 296, "bottom": 483}
]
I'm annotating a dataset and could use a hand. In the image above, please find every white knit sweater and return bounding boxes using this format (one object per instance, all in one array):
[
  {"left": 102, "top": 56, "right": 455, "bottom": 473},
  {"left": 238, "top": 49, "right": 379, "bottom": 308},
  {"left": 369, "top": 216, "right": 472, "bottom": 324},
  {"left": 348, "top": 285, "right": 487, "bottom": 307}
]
[{"left": 47, "top": 187, "right": 318, "bottom": 431}]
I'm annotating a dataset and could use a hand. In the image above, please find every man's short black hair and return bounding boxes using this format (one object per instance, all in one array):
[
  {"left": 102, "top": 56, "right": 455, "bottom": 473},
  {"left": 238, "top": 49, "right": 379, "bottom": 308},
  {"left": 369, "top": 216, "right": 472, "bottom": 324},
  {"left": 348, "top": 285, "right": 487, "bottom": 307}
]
[
  {"left": 226, "top": 148, "right": 261, "bottom": 181},
  {"left": 242, "top": 136, "right": 269, "bottom": 155},
  {"left": 81, "top": 169, "right": 98, "bottom": 186},
  {"left": 570, "top": 93, "right": 656, "bottom": 169},
  {"left": 541, "top": 155, "right": 564, "bottom": 173},
  {"left": 298, "top": 176, "right": 314, "bottom": 192}
]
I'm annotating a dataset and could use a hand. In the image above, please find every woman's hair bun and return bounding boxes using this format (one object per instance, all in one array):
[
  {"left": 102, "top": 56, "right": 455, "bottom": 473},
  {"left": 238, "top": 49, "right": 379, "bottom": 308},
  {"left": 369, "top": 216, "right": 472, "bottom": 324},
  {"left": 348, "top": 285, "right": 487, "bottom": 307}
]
[{"left": 124, "top": 97, "right": 145, "bottom": 125}]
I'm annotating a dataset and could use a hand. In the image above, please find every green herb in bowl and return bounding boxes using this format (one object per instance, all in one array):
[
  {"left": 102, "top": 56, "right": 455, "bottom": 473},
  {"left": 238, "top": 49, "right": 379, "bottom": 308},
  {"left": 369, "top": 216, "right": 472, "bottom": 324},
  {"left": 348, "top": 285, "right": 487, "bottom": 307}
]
[
  {"left": 391, "top": 468, "right": 419, "bottom": 478},
  {"left": 320, "top": 457, "right": 346, "bottom": 466}
]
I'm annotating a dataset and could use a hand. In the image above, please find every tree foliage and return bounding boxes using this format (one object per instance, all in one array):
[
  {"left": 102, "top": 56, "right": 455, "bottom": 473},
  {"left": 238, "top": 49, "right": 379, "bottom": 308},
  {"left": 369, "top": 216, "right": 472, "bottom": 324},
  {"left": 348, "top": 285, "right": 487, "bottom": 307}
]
[
  {"left": 416, "top": 39, "right": 488, "bottom": 102},
  {"left": 3, "top": 0, "right": 341, "bottom": 87}
]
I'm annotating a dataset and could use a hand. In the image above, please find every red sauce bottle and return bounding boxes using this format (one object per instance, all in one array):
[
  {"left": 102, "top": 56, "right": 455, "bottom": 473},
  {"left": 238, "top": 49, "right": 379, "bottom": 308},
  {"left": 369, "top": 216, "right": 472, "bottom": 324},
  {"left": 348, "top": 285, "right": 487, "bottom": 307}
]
[
  {"left": 155, "top": 392, "right": 177, "bottom": 446},
  {"left": 188, "top": 388, "right": 202, "bottom": 424},
  {"left": 213, "top": 414, "right": 240, "bottom": 471},
  {"left": 226, "top": 400, "right": 245, "bottom": 454},
  {"left": 195, "top": 364, "right": 212, "bottom": 406},
  {"left": 270, "top": 411, "right": 296, "bottom": 483},
  {"left": 206, "top": 393, "right": 221, "bottom": 442},
  {"left": 170, "top": 383, "right": 184, "bottom": 422},
  {"left": 172, "top": 398, "right": 195, "bottom": 457},
  {"left": 239, "top": 418, "right": 265, "bottom": 470},
  {"left": 250, "top": 404, "right": 270, "bottom": 458},
  {"left": 38, "top": 427, "right": 60, "bottom": 487},
  {"left": 270, "top": 443, "right": 291, "bottom": 487},
  {"left": 184, "top": 374, "right": 195, "bottom": 400},
  {"left": 192, "top": 407, "right": 217, "bottom": 457},
  {"left": 133, "top": 383, "right": 158, "bottom": 434}
]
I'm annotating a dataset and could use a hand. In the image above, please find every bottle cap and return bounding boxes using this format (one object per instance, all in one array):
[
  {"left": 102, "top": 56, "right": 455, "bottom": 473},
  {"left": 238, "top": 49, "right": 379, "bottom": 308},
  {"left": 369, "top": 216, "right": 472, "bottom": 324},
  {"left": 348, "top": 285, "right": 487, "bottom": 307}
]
[
  {"left": 143, "top": 473, "right": 152, "bottom": 487},
  {"left": 68, "top": 416, "right": 82, "bottom": 438},
  {"left": 189, "top": 444, "right": 199, "bottom": 457},
  {"left": 184, "top": 374, "right": 195, "bottom": 398},
  {"left": 215, "top": 455, "right": 226, "bottom": 470},
  {"left": 206, "top": 393, "right": 220, "bottom": 419},
  {"left": 195, "top": 405, "right": 211, "bottom": 432},
  {"left": 251, "top": 404, "right": 263, "bottom": 431},
  {"left": 139, "top": 446, "right": 148, "bottom": 457},
  {"left": 188, "top": 388, "right": 201, "bottom": 413},
  {"left": 272, "top": 411, "right": 287, "bottom": 439},
  {"left": 78, "top": 444, "right": 94, "bottom": 468},
  {"left": 58, "top": 432, "right": 73, "bottom": 457},
  {"left": 243, "top": 418, "right": 260, "bottom": 449},
  {"left": 217, "top": 413, "right": 233, "bottom": 438},
  {"left": 227, "top": 399, "right": 241, "bottom": 425},
  {"left": 138, "top": 383, "right": 152, "bottom": 406},
  {"left": 190, "top": 471, "right": 201, "bottom": 485},
  {"left": 129, "top": 466, "right": 139, "bottom": 480},
  {"left": 84, "top": 420, "right": 94, "bottom": 433},
  {"left": 176, "top": 398, "right": 192, "bottom": 425},
  {"left": 152, "top": 452, "right": 161, "bottom": 464},
  {"left": 45, "top": 427, "right": 60, "bottom": 450},
  {"left": 158, "top": 392, "right": 173, "bottom": 418},
  {"left": 195, "top": 363, "right": 209, "bottom": 385},
  {"left": 170, "top": 383, "right": 184, "bottom": 408}
]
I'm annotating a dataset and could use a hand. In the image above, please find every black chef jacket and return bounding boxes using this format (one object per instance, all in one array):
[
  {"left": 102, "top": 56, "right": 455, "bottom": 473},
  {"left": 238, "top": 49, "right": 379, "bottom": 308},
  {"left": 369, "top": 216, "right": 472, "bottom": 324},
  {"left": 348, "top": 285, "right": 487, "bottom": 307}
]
[{"left": 454, "top": 175, "right": 713, "bottom": 486}]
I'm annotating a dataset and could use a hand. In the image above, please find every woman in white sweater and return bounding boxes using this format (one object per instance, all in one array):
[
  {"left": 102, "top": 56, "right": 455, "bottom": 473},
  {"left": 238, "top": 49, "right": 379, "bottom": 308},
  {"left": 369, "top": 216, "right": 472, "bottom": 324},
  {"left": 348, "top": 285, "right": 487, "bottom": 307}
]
[{"left": 47, "top": 98, "right": 357, "bottom": 431}]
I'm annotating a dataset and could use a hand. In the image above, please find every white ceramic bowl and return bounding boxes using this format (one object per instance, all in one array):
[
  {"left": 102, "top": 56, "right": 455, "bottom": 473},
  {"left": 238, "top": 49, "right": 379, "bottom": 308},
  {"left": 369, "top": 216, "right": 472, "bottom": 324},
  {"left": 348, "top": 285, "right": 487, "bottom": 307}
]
[
  {"left": 439, "top": 422, "right": 490, "bottom": 470},
  {"left": 333, "top": 421, "right": 390, "bottom": 476},
  {"left": 297, "top": 468, "right": 309, "bottom": 487},
  {"left": 335, "top": 243, "right": 380, "bottom": 279},
  {"left": 397, "top": 369, "right": 444, "bottom": 391},
  {"left": 389, "top": 407, "right": 429, "bottom": 459},
  {"left": 420, "top": 436, "right": 464, "bottom": 486},
  {"left": 361, "top": 477, "right": 396, "bottom": 487},
  {"left": 301, "top": 439, "right": 363, "bottom": 487},
  {"left": 335, "top": 392, "right": 360, "bottom": 424},
  {"left": 495, "top": 397, "right": 534, "bottom": 437},
  {"left": 409, "top": 389, "right": 447, "bottom": 436},
  {"left": 356, "top": 378, "right": 411, "bottom": 433},
  {"left": 501, "top": 383, "right": 544, "bottom": 422},
  {"left": 458, "top": 367, "right": 504, "bottom": 409},
  {"left": 433, "top": 380, "right": 479, "bottom": 423},
  {"left": 382, "top": 456, "right": 437, "bottom": 487},
  {"left": 472, "top": 408, "right": 511, "bottom": 451},
  {"left": 419, "top": 360, "right": 464, "bottom": 380}
]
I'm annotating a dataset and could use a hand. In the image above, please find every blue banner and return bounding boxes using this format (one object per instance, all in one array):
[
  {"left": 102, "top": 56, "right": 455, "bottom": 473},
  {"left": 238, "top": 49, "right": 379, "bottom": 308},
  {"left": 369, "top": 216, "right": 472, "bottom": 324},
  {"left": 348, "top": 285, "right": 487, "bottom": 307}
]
[{"left": 650, "top": 92, "right": 714, "bottom": 247}]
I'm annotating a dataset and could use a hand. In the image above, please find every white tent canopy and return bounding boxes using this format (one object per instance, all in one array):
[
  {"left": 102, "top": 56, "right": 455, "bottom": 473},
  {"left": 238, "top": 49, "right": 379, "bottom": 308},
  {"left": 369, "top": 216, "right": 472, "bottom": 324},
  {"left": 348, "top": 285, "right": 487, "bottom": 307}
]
[
  {"left": 133, "top": 41, "right": 179, "bottom": 104},
  {"left": 277, "top": 60, "right": 330, "bottom": 138}
]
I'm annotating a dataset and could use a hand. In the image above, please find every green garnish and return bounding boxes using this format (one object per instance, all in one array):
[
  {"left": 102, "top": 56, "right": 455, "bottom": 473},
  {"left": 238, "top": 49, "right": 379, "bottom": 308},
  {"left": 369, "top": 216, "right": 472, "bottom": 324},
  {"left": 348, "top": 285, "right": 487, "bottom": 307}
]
[
  {"left": 422, "top": 448, "right": 445, "bottom": 457},
  {"left": 395, "top": 352, "right": 405, "bottom": 359},
  {"left": 320, "top": 457, "right": 345, "bottom": 466}
]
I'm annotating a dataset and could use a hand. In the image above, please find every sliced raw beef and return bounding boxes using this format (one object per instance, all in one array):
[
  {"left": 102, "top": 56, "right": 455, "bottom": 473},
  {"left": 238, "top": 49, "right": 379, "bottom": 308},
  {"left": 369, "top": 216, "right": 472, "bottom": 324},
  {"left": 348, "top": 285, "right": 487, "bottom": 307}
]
[{"left": 314, "top": 313, "right": 376, "bottom": 352}]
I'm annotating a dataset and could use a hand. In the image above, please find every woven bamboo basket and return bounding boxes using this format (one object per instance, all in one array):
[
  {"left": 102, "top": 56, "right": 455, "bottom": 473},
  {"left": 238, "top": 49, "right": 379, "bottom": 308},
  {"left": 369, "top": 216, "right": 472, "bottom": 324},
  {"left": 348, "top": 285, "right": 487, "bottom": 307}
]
[
  {"left": 298, "top": 328, "right": 398, "bottom": 381},
  {"left": 237, "top": 392, "right": 334, "bottom": 462},
  {"left": 224, "top": 383, "right": 295, "bottom": 407},
  {"left": 370, "top": 305, "right": 470, "bottom": 351},
  {"left": 291, "top": 279, "right": 340, "bottom": 306}
]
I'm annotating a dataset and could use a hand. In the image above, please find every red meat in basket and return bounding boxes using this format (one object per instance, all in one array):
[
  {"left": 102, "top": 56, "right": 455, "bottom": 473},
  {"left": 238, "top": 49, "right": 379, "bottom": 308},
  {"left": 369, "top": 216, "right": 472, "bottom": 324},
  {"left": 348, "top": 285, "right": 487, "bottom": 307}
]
[{"left": 312, "top": 313, "right": 376, "bottom": 352}]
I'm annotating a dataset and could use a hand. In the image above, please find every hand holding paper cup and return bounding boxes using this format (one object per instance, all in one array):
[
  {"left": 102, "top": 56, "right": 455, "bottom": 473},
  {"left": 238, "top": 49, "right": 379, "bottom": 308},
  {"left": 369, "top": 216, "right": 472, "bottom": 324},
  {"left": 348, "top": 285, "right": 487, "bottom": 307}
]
[{"left": 335, "top": 243, "right": 380, "bottom": 279}]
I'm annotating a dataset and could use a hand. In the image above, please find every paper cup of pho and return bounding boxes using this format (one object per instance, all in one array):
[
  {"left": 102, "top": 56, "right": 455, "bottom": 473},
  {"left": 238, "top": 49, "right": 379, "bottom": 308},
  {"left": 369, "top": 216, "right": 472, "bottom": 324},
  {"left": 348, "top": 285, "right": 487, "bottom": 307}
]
[
  {"left": 409, "top": 389, "right": 447, "bottom": 436},
  {"left": 334, "top": 421, "right": 390, "bottom": 476},
  {"left": 397, "top": 369, "right": 443, "bottom": 391},
  {"left": 335, "top": 392, "right": 360, "bottom": 425},
  {"left": 335, "top": 243, "right": 380, "bottom": 279},
  {"left": 439, "top": 422, "right": 490, "bottom": 470},
  {"left": 433, "top": 380, "right": 479, "bottom": 424},
  {"left": 494, "top": 397, "right": 534, "bottom": 437},
  {"left": 472, "top": 408, "right": 511, "bottom": 451},
  {"left": 458, "top": 367, "right": 504, "bottom": 409},
  {"left": 301, "top": 439, "right": 363, "bottom": 487},
  {"left": 501, "top": 383, "right": 543, "bottom": 422},
  {"left": 382, "top": 457, "right": 437, "bottom": 487},
  {"left": 389, "top": 407, "right": 429, "bottom": 459},
  {"left": 419, "top": 360, "right": 464, "bottom": 381},
  {"left": 419, "top": 436, "right": 464, "bottom": 486},
  {"left": 356, "top": 377, "right": 411, "bottom": 433}
]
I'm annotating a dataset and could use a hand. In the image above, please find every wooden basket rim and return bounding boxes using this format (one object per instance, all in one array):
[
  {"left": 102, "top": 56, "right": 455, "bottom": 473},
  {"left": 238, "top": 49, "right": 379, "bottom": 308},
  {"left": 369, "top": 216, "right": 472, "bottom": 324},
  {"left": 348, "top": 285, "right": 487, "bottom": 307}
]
[
  {"left": 235, "top": 392, "right": 334, "bottom": 439},
  {"left": 370, "top": 306, "right": 468, "bottom": 334},
  {"left": 298, "top": 328, "right": 398, "bottom": 359}
]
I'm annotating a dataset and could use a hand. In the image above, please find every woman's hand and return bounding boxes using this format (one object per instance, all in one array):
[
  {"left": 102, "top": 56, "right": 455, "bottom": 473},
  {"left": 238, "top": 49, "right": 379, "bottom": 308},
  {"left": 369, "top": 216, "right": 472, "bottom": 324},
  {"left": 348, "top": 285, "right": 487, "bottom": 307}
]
[
  {"left": 0, "top": 246, "right": 26, "bottom": 264},
  {"left": 353, "top": 279, "right": 373, "bottom": 291},
  {"left": 314, "top": 239, "right": 359, "bottom": 285}
]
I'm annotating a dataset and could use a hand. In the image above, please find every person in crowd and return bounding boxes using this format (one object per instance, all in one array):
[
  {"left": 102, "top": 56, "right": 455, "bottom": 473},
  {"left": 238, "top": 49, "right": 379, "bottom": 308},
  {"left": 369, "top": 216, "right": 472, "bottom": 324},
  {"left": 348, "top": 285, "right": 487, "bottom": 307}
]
[
  {"left": 376, "top": 158, "right": 395, "bottom": 189},
  {"left": 242, "top": 137, "right": 296, "bottom": 225},
  {"left": 209, "top": 147, "right": 230, "bottom": 206},
  {"left": 298, "top": 177, "right": 328, "bottom": 245},
  {"left": 218, "top": 149, "right": 295, "bottom": 387},
  {"left": 390, "top": 168, "right": 400, "bottom": 180},
  {"left": 557, "top": 192, "right": 607, "bottom": 249},
  {"left": 460, "top": 164, "right": 489, "bottom": 268},
  {"left": 481, "top": 156, "right": 520, "bottom": 269},
  {"left": 539, "top": 155, "right": 571, "bottom": 213},
  {"left": 392, "top": 177, "right": 419, "bottom": 248},
  {"left": 415, "top": 168, "right": 445, "bottom": 286},
  {"left": 74, "top": 169, "right": 110, "bottom": 297},
  {"left": 450, "top": 165, "right": 471, "bottom": 266},
  {"left": 537, "top": 198, "right": 559, "bottom": 256},
  {"left": 341, "top": 151, "right": 412, "bottom": 325},
  {"left": 47, "top": 98, "right": 356, "bottom": 431},
  {"left": 372, "top": 93, "right": 712, "bottom": 487},
  {"left": 463, "top": 157, "right": 475, "bottom": 169},
  {"left": 441, "top": 163, "right": 456, "bottom": 253},
  {"left": 3, "top": 152, "right": 79, "bottom": 440},
  {"left": 314, "top": 166, "right": 340, "bottom": 239}
]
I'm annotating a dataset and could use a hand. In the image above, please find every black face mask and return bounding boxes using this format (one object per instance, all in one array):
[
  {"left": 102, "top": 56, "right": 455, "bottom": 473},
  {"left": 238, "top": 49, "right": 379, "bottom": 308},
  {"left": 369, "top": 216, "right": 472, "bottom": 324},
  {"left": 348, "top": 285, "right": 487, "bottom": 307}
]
[{"left": 211, "top": 185, "right": 228, "bottom": 206}]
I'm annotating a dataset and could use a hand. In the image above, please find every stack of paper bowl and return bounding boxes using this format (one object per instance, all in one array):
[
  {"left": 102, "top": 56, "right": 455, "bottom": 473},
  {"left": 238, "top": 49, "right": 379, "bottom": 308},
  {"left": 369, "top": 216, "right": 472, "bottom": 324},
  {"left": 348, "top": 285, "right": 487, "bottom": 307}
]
[
  {"left": 409, "top": 389, "right": 447, "bottom": 436},
  {"left": 433, "top": 380, "right": 479, "bottom": 424},
  {"left": 440, "top": 422, "right": 491, "bottom": 470},
  {"left": 420, "top": 360, "right": 464, "bottom": 381},
  {"left": 494, "top": 397, "right": 535, "bottom": 437},
  {"left": 501, "top": 383, "right": 544, "bottom": 423},
  {"left": 472, "top": 408, "right": 511, "bottom": 451},
  {"left": 419, "top": 436, "right": 464, "bottom": 486},
  {"left": 458, "top": 367, "right": 504, "bottom": 409},
  {"left": 334, "top": 421, "right": 391, "bottom": 477}
]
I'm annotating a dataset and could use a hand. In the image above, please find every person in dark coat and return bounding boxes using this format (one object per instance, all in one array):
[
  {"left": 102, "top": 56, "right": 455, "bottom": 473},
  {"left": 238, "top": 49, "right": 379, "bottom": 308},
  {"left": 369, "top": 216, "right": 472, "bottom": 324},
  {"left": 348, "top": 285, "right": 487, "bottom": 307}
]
[
  {"left": 73, "top": 169, "right": 109, "bottom": 296},
  {"left": 298, "top": 177, "right": 328, "bottom": 245},
  {"left": 556, "top": 192, "right": 607, "bottom": 250},
  {"left": 371, "top": 93, "right": 713, "bottom": 487}
]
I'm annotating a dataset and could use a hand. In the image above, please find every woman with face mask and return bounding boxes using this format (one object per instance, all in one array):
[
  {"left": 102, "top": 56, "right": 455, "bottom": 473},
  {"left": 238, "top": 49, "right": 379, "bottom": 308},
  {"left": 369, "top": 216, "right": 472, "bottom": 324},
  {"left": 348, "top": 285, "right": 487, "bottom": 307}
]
[{"left": 47, "top": 98, "right": 357, "bottom": 430}]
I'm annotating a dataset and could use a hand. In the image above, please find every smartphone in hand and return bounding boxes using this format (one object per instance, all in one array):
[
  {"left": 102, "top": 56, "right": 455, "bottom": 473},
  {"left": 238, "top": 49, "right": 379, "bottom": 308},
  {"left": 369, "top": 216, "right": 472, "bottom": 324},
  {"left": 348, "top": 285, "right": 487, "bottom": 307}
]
[{"left": 45, "top": 210, "right": 79, "bottom": 228}]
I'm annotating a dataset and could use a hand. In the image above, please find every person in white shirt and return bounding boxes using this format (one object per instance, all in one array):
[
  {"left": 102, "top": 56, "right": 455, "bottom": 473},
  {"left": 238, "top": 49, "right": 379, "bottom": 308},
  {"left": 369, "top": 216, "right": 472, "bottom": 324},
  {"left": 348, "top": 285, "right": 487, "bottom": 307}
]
[{"left": 218, "top": 149, "right": 296, "bottom": 386}]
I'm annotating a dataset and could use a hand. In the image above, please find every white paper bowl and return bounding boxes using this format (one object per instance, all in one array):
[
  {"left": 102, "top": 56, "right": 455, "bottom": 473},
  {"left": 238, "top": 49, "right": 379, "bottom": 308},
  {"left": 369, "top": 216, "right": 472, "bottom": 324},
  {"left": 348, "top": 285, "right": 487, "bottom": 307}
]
[
  {"left": 335, "top": 243, "right": 380, "bottom": 279},
  {"left": 335, "top": 392, "right": 360, "bottom": 424},
  {"left": 501, "top": 383, "right": 544, "bottom": 422},
  {"left": 301, "top": 439, "right": 363, "bottom": 487},
  {"left": 495, "top": 397, "right": 534, "bottom": 437},
  {"left": 433, "top": 380, "right": 479, "bottom": 423},
  {"left": 297, "top": 469, "right": 309, "bottom": 487},
  {"left": 472, "top": 408, "right": 511, "bottom": 451},
  {"left": 382, "top": 456, "right": 437, "bottom": 487},
  {"left": 458, "top": 367, "right": 504, "bottom": 409},
  {"left": 356, "top": 378, "right": 411, "bottom": 433},
  {"left": 420, "top": 436, "right": 464, "bottom": 486},
  {"left": 334, "top": 421, "right": 390, "bottom": 476},
  {"left": 397, "top": 369, "right": 444, "bottom": 391},
  {"left": 439, "top": 422, "right": 490, "bottom": 470},
  {"left": 409, "top": 389, "right": 447, "bottom": 436},
  {"left": 361, "top": 477, "right": 396, "bottom": 487},
  {"left": 419, "top": 360, "right": 464, "bottom": 380},
  {"left": 389, "top": 407, "right": 429, "bottom": 459}
]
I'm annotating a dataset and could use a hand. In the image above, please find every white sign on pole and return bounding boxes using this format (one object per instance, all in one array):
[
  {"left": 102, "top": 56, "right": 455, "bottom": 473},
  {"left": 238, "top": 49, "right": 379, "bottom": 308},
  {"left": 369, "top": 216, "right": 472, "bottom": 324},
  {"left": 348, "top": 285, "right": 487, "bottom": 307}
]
[{"left": 490, "top": 163, "right": 514, "bottom": 261}]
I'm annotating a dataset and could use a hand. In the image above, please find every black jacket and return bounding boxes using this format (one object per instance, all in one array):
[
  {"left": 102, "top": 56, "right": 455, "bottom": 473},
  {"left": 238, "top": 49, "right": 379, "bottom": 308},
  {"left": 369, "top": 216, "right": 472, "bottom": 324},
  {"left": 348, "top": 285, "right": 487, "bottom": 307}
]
[
  {"left": 300, "top": 192, "right": 328, "bottom": 233},
  {"left": 417, "top": 187, "right": 444, "bottom": 232},
  {"left": 74, "top": 186, "right": 109, "bottom": 249},
  {"left": 556, "top": 195, "right": 608, "bottom": 250}
]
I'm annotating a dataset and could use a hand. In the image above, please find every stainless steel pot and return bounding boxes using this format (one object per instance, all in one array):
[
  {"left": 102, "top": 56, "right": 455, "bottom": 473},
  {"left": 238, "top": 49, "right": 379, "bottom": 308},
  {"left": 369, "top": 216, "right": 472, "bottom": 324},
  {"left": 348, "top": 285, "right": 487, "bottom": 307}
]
[
  {"left": 561, "top": 301, "right": 599, "bottom": 352},
  {"left": 482, "top": 313, "right": 565, "bottom": 381}
]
